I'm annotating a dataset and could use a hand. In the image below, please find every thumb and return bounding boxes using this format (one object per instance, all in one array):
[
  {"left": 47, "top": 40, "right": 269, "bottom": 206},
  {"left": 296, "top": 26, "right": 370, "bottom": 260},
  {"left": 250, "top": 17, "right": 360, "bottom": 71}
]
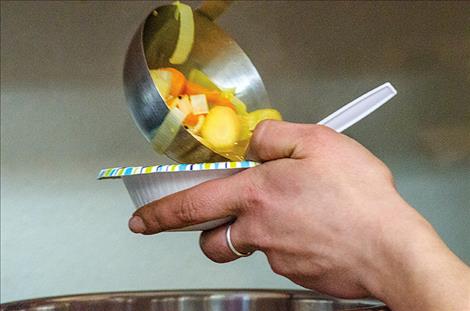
[{"left": 247, "top": 120, "right": 324, "bottom": 162}]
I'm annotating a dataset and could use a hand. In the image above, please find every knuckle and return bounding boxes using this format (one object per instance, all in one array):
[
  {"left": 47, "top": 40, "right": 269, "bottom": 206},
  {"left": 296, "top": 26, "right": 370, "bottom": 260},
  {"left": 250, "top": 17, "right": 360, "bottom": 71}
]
[
  {"left": 253, "top": 119, "right": 276, "bottom": 137},
  {"left": 242, "top": 221, "right": 270, "bottom": 251},
  {"left": 313, "top": 124, "right": 335, "bottom": 135},
  {"left": 175, "top": 194, "right": 199, "bottom": 224},
  {"left": 381, "top": 164, "right": 394, "bottom": 182},
  {"left": 236, "top": 175, "right": 274, "bottom": 250},
  {"left": 250, "top": 229, "right": 272, "bottom": 251},
  {"left": 136, "top": 204, "right": 165, "bottom": 233},
  {"left": 296, "top": 125, "right": 341, "bottom": 158},
  {"left": 250, "top": 120, "right": 277, "bottom": 148},
  {"left": 301, "top": 124, "right": 334, "bottom": 145},
  {"left": 269, "top": 257, "right": 289, "bottom": 276},
  {"left": 271, "top": 264, "right": 284, "bottom": 275},
  {"left": 381, "top": 165, "right": 396, "bottom": 189},
  {"left": 241, "top": 178, "right": 267, "bottom": 212},
  {"left": 147, "top": 214, "right": 164, "bottom": 233}
]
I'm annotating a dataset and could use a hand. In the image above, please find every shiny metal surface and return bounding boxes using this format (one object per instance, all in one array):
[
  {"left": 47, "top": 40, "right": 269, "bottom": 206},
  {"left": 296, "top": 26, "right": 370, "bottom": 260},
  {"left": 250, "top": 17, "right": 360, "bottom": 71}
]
[
  {"left": 123, "top": 2, "right": 271, "bottom": 163},
  {"left": 198, "top": 1, "right": 233, "bottom": 22},
  {"left": 0, "top": 290, "right": 388, "bottom": 311}
]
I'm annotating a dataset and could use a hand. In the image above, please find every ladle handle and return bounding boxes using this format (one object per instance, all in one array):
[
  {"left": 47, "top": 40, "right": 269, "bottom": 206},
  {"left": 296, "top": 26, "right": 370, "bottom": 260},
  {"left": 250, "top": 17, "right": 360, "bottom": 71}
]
[
  {"left": 317, "top": 82, "right": 397, "bottom": 133},
  {"left": 197, "top": 0, "right": 233, "bottom": 21}
]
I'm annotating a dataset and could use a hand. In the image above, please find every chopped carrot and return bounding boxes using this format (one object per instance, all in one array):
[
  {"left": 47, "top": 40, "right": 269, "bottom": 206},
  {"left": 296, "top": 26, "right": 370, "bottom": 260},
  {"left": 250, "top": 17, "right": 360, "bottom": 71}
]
[
  {"left": 185, "top": 81, "right": 235, "bottom": 111},
  {"left": 184, "top": 113, "right": 200, "bottom": 127},
  {"left": 159, "top": 67, "right": 186, "bottom": 97}
]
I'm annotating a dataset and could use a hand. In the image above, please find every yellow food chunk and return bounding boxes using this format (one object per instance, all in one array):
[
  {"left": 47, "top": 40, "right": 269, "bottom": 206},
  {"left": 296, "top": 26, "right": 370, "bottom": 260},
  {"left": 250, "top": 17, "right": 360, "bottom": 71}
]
[
  {"left": 169, "top": 1, "right": 194, "bottom": 65},
  {"left": 201, "top": 106, "right": 240, "bottom": 152},
  {"left": 149, "top": 69, "right": 172, "bottom": 99},
  {"left": 238, "top": 115, "right": 251, "bottom": 141},
  {"left": 231, "top": 96, "right": 248, "bottom": 115},
  {"left": 247, "top": 108, "right": 282, "bottom": 131}
]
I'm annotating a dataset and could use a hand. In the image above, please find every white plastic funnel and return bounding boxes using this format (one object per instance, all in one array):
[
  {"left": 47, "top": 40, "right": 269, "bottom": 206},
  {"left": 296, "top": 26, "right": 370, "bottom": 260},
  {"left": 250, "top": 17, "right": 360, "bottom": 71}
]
[{"left": 317, "top": 82, "right": 397, "bottom": 132}]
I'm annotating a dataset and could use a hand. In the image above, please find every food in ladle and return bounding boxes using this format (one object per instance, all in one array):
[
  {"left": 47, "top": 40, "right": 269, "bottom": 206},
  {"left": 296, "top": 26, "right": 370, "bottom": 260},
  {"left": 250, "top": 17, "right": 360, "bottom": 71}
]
[
  {"left": 201, "top": 106, "right": 240, "bottom": 151},
  {"left": 169, "top": 1, "right": 194, "bottom": 65},
  {"left": 247, "top": 108, "right": 283, "bottom": 131},
  {"left": 149, "top": 67, "right": 282, "bottom": 159}
]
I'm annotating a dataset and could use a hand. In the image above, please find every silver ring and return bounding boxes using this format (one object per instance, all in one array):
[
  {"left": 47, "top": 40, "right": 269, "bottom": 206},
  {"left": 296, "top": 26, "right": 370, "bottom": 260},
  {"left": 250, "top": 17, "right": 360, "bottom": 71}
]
[{"left": 225, "top": 224, "right": 252, "bottom": 257}]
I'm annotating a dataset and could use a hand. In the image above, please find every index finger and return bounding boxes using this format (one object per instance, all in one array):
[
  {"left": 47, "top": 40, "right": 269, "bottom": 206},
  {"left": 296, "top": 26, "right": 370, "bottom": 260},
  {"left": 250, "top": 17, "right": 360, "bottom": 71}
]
[{"left": 129, "top": 170, "right": 252, "bottom": 234}]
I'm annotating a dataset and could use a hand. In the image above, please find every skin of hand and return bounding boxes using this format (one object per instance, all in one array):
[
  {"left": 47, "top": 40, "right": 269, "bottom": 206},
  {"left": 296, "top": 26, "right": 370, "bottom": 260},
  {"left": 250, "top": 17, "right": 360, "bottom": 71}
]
[{"left": 128, "top": 121, "right": 470, "bottom": 311}]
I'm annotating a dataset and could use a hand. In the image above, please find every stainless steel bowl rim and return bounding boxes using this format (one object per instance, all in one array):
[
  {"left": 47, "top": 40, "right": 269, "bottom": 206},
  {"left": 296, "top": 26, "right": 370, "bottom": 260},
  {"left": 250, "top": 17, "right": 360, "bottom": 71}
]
[{"left": 1, "top": 289, "right": 387, "bottom": 310}]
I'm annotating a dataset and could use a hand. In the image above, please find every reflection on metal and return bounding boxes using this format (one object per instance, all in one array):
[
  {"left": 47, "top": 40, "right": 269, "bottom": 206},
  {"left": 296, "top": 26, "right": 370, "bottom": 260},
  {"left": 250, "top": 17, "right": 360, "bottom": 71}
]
[
  {"left": 123, "top": 3, "right": 270, "bottom": 163},
  {"left": 0, "top": 290, "right": 389, "bottom": 311}
]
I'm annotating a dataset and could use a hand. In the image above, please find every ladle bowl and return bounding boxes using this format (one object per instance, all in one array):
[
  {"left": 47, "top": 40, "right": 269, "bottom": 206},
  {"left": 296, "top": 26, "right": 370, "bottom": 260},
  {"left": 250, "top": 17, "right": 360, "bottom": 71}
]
[{"left": 123, "top": 1, "right": 271, "bottom": 163}]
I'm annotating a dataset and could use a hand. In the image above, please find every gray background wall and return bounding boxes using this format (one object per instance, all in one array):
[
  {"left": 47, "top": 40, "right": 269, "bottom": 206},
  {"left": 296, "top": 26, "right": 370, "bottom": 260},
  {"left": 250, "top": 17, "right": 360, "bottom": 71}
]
[{"left": 1, "top": 1, "right": 469, "bottom": 303}]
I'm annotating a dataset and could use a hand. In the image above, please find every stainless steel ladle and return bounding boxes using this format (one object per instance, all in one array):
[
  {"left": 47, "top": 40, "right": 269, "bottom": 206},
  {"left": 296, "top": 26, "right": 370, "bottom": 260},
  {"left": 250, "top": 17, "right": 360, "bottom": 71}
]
[{"left": 123, "top": 1, "right": 272, "bottom": 163}]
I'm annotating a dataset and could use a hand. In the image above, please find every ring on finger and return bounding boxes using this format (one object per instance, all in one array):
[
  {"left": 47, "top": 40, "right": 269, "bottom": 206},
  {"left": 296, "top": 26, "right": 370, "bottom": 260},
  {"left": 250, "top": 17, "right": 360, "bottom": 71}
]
[{"left": 225, "top": 223, "right": 252, "bottom": 257}]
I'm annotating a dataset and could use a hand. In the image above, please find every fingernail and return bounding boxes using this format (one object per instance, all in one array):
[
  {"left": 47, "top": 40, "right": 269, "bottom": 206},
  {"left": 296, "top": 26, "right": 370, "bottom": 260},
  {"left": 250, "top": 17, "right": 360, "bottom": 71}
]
[
  {"left": 129, "top": 216, "right": 146, "bottom": 233},
  {"left": 245, "top": 147, "right": 257, "bottom": 162}
]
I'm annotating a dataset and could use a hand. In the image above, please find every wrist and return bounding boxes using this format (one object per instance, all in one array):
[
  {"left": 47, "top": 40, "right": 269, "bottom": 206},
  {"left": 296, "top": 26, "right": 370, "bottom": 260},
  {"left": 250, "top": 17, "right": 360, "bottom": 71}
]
[{"left": 362, "top": 197, "right": 470, "bottom": 311}]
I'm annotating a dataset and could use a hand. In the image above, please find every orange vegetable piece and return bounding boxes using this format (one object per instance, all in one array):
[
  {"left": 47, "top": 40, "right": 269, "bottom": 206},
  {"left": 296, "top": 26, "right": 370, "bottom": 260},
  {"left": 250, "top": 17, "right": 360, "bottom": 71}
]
[
  {"left": 185, "top": 81, "right": 235, "bottom": 111},
  {"left": 159, "top": 67, "right": 186, "bottom": 97},
  {"left": 184, "top": 113, "right": 200, "bottom": 127},
  {"left": 210, "top": 95, "right": 236, "bottom": 110}
]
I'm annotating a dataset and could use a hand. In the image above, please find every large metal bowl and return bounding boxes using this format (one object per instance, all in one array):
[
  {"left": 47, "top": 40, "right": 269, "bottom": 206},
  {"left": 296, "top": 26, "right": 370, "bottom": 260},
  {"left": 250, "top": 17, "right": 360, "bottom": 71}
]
[
  {"left": 1, "top": 290, "right": 388, "bottom": 311},
  {"left": 124, "top": 2, "right": 271, "bottom": 163}
]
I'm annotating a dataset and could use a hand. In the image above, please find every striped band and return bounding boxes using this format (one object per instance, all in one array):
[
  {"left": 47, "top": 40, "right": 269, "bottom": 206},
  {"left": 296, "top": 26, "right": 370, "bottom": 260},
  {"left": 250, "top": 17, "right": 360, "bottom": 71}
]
[{"left": 97, "top": 161, "right": 259, "bottom": 180}]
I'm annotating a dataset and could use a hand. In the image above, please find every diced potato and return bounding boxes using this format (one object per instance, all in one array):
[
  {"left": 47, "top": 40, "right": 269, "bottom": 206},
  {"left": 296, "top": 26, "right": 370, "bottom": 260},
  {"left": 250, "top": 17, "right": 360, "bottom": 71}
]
[
  {"left": 190, "top": 94, "right": 209, "bottom": 115},
  {"left": 201, "top": 106, "right": 240, "bottom": 152},
  {"left": 169, "top": 95, "right": 192, "bottom": 118},
  {"left": 178, "top": 96, "right": 192, "bottom": 117}
]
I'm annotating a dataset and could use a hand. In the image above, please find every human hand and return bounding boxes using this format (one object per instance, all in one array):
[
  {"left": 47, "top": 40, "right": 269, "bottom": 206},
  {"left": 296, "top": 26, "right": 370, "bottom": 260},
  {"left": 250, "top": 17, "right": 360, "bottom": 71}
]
[{"left": 129, "top": 121, "right": 470, "bottom": 311}]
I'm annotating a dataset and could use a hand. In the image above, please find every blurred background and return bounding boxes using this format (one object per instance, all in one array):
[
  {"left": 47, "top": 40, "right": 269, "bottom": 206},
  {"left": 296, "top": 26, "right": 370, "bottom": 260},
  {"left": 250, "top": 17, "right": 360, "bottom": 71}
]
[{"left": 1, "top": 0, "right": 469, "bottom": 303}]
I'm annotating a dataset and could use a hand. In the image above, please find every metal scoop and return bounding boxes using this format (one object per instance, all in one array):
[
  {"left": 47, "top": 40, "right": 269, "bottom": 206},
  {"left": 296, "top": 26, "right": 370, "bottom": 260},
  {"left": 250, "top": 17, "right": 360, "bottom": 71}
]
[
  {"left": 123, "top": 2, "right": 397, "bottom": 164},
  {"left": 123, "top": 1, "right": 271, "bottom": 163}
]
